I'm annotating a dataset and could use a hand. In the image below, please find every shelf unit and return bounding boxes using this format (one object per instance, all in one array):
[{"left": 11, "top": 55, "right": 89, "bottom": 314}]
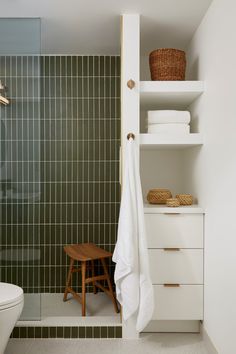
[
  {"left": 140, "top": 81, "right": 204, "bottom": 110},
  {"left": 140, "top": 133, "right": 203, "bottom": 150},
  {"left": 121, "top": 14, "right": 205, "bottom": 338},
  {"left": 144, "top": 204, "right": 204, "bottom": 214}
]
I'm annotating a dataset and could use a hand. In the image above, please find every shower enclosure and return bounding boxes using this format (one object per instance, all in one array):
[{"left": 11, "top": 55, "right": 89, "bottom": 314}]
[
  {"left": 0, "top": 18, "right": 121, "bottom": 328},
  {"left": 0, "top": 18, "right": 41, "bottom": 320}
]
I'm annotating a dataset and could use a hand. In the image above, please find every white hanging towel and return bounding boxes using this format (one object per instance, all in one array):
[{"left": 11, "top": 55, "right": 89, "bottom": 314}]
[{"left": 113, "top": 137, "right": 154, "bottom": 332}]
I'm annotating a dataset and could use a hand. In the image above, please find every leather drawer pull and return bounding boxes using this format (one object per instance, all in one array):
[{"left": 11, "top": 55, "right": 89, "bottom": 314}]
[
  {"left": 164, "top": 284, "right": 180, "bottom": 287},
  {"left": 163, "top": 248, "right": 180, "bottom": 251}
]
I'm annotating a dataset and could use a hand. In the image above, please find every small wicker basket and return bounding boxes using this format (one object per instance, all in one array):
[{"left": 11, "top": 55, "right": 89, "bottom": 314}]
[
  {"left": 166, "top": 198, "right": 180, "bottom": 207},
  {"left": 147, "top": 189, "right": 172, "bottom": 204},
  {"left": 176, "top": 194, "right": 193, "bottom": 205},
  {"left": 149, "top": 48, "right": 186, "bottom": 81}
]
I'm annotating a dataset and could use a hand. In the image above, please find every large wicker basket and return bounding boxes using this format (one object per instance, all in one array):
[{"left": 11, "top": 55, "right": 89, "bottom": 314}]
[
  {"left": 149, "top": 48, "right": 186, "bottom": 81},
  {"left": 147, "top": 189, "right": 172, "bottom": 204}
]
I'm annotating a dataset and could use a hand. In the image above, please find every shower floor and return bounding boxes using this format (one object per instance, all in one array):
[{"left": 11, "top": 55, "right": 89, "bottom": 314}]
[{"left": 18, "top": 293, "right": 121, "bottom": 327}]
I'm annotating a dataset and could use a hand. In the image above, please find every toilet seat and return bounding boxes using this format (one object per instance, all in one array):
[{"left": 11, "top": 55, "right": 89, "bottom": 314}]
[{"left": 0, "top": 282, "right": 24, "bottom": 310}]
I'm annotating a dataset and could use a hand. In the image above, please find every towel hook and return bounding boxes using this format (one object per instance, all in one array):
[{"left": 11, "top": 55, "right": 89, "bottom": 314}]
[
  {"left": 127, "top": 133, "right": 135, "bottom": 140},
  {"left": 127, "top": 79, "right": 135, "bottom": 90}
]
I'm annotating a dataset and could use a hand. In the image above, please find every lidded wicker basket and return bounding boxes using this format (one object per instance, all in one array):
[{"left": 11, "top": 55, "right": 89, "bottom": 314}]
[
  {"left": 147, "top": 189, "right": 172, "bottom": 204},
  {"left": 149, "top": 48, "right": 186, "bottom": 81},
  {"left": 176, "top": 194, "right": 193, "bottom": 205}
]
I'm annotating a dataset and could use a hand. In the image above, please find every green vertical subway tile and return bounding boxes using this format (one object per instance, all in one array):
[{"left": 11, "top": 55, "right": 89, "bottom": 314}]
[
  {"left": 11, "top": 327, "right": 19, "bottom": 338},
  {"left": 108, "top": 326, "right": 115, "bottom": 338},
  {"left": 71, "top": 56, "right": 77, "bottom": 75},
  {"left": 79, "top": 326, "right": 86, "bottom": 338},
  {"left": 111, "top": 56, "right": 116, "bottom": 76},
  {"left": 115, "top": 327, "right": 122, "bottom": 338},
  {"left": 86, "top": 326, "right": 93, "bottom": 338},
  {"left": 71, "top": 327, "right": 78, "bottom": 338},
  {"left": 94, "top": 326, "right": 100, "bottom": 338},
  {"left": 82, "top": 56, "right": 88, "bottom": 75},
  {"left": 49, "top": 327, "right": 57, "bottom": 338},
  {"left": 94, "top": 56, "right": 99, "bottom": 76},
  {"left": 77, "top": 56, "right": 82, "bottom": 76},
  {"left": 105, "top": 56, "right": 111, "bottom": 76},
  {"left": 35, "top": 327, "right": 42, "bottom": 338},
  {"left": 88, "top": 56, "right": 94, "bottom": 76},
  {"left": 101, "top": 327, "right": 107, "bottom": 339},
  {"left": 27, "top": 327, "right": 35, "bottom": 338},
  {"left": 42, "top": 327, "right": 49, "bottom": 338},
  {"left": 56, "top": 327, "right": 64, "bottom": 338},
  {"left": 66, "top": 56, "right": 72, "bottom": 76},
  {"left": 64, "top": 327, "right": 71, "bottom": 338}
]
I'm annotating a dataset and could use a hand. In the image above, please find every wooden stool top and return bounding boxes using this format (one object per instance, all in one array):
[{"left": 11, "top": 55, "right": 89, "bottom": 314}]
[{"left": 64, "top": 243, "right": 112, "bottom": 262}]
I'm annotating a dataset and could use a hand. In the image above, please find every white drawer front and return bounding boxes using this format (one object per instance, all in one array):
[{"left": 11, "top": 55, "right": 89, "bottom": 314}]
[
  {"left": 149, "top": 249, "right": 203, "bottom": 284},
  {"left": 152, "top": 285, "right": 203, "bottom": 320},
  {"left": 145, "top": 214, "right": 203, "bottom": 248}
]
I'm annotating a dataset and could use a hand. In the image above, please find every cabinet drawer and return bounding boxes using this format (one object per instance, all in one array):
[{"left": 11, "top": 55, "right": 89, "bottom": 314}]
[
  {"left": 152, "top": 285, "right": 203, "bottom": 320},
  {"left": 145, "top": 214, "right": 203, "bottom": 248},
  {"left": 149, "top": 249, "right": 203, "bottom": 284}
]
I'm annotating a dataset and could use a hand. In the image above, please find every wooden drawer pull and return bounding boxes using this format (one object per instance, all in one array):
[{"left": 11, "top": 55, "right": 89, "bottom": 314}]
[
  {"left": 164, "top": 284, "right": 180, "bottom": 287},
  {"left": 163, "top": 248, "right": 180, "bottom": 251}
]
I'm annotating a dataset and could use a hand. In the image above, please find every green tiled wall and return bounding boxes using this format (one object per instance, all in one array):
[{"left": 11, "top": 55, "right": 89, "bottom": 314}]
[{"left": 0, "top": 56, "right": 120, "bottom": 294}]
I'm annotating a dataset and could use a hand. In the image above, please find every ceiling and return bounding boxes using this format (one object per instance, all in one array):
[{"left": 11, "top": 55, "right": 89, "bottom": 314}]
[{"left": 0, "top": 0, "right": 213, "bottom": 55}]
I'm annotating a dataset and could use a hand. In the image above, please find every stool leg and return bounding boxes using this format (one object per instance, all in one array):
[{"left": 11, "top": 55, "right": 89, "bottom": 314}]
[
  {"left": 63, "top": 258, "right": 74, "bottom": 301},
  {"left": 101, "top": 258, "right": 119, "bottom": 313},
  {"left": 91, "top": 260, "right": 97, "bottom": 294},
  {"left": 81, "top": 261, "right": 86, "bottom": 316}
]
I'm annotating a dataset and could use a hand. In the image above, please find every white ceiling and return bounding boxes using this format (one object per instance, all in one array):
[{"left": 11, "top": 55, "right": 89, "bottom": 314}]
[{"left": 0, "top": 0, "right": 213, "bottom": 55}]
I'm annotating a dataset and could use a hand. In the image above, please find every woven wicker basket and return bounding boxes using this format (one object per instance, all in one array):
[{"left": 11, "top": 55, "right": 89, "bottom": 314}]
[
  {"left": 149, "top": 48, "right": 186, "bottom": 81},
  {"left": 147, "top": 189, "right": 172, "bottom": 204},
  {"left": 166, "top": 198, "right": 180, "bottom": 207},
  {"left": 176, "top": 194, "right": 193, "bottom": 205}
]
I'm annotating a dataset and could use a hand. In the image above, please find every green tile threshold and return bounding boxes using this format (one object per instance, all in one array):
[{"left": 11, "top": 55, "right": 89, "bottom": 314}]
[{"left": 11, "top": 326, "right": 122, "bottom": 338}]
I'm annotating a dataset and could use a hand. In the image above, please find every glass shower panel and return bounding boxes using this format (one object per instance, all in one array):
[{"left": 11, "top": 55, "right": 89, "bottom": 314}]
[{"left": 0, "top": 18, "right": 41, "bottom": 320}]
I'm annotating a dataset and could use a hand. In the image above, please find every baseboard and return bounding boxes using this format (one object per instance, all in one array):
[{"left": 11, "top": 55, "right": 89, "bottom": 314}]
[
  {"left": 200, "top": 324, "right": 218, "bottom": 354},
  {"left": 143, "top": 320, "right": 200, "bottom": 333}
]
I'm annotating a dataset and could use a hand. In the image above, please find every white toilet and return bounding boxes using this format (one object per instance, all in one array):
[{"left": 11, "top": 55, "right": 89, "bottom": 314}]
[{"left": 0, "top": 282, "right": 24, "bottom": 354}]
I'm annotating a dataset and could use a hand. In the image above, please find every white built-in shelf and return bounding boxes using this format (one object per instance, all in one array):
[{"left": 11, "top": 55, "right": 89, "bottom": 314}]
[
  {"left": 144, "top": 203, "right": 204, "bottom": 214},
  {"left": 140, "top": 81, "right": 204, "bottom": 110},
  {"left": 140, "top": 133, "right": 203, "bottom": 150}
]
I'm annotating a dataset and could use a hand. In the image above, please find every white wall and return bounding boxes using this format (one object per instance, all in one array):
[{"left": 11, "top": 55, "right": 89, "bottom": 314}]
[
  {"left": 186, "top": 0, "right": 236, "bottom": 352},
  {"left": 140, "top": 149, "right": 186, "bottom": 201}
]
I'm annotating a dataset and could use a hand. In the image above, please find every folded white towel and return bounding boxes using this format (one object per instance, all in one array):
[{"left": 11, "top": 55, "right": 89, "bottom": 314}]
[
  {"left": 147, "top": 123, "right": 190, "bottom": 134},
  {"left": 147, "top": 110, "right": 191, "bottom": 124}
]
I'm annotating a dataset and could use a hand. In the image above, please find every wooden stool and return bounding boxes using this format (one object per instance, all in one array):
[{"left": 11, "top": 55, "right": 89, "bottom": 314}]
[{"left": 63, "top": 243, "right": 119, "bottom": 316}]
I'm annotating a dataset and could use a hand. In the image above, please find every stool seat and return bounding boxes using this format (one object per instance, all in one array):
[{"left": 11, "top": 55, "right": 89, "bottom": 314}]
[
  {"left": 63, "top": 243, "right": 119, "bottom": 316},
  {"left": 64, "top": 243, "right": 112, "bottom": 262}
]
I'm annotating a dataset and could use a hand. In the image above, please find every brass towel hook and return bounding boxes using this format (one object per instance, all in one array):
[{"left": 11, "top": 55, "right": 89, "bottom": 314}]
[
  {"left": 127, "top": 79, "right": 135, "bottom": 89},
  {"left": 127, "top": 133, "right": 135, "bottom": 140}
]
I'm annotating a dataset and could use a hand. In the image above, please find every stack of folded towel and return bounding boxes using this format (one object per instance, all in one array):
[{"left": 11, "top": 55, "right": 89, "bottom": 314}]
[{"left": 147, "top": 110, "right": 191, "bottom": 134}]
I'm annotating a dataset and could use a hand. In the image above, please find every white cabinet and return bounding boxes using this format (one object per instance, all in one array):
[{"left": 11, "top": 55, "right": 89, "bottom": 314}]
[{"left": 145, "top": 210, "right": 204, "bottom": 322}]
